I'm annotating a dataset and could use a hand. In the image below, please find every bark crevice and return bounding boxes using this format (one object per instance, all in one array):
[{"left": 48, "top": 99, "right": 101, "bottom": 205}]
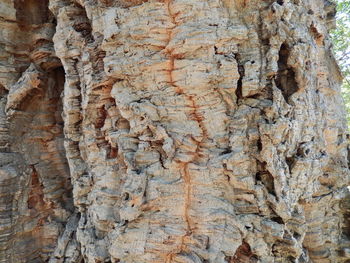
[{"left": 275, "top": 43, "right": 299, "bottom": 102}]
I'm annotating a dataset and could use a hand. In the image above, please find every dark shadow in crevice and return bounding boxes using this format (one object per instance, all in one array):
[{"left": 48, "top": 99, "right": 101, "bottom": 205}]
[
  {"left": 234, "top": 53, "right": 245, "bottom": 101},
  {"left": 14, "top": 0, "right": 50, "bottom": 25},
  {"left": 286, "top": 156, "right": 295, "bottom": 173},
  {"left": 226, "top": 241, "right": 258, "bottom": 263},
  {"left": 72, "top": 5, "right": 94, "bottom": 43},
  {"left": 275, "top": 43, "right": 298, "bottom": 103},
  {"left": 0, "top": 84, "right": 8, "bottom": 97},
  {"left": 271, "top": 216, "right": 284, "bottom": 224},
  {"left": 256, "top": 161, "right": 277, "bottom": 197}
]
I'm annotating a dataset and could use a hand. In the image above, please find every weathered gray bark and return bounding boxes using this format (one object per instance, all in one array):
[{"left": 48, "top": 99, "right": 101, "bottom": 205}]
[{"left": 0, "top": 0, "right": 349, "bottom": 262}]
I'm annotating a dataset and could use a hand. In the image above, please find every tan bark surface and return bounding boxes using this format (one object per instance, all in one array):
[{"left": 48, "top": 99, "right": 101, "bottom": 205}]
[{"left": 0, "top": 0, "right": 349, "bottom": 262}]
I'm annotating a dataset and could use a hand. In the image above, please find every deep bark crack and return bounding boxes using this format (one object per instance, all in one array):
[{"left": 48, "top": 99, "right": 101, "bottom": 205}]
[
  {"left": 234, "top": 53, "right": 245, "bottom": 102},
  {"left": 275, "top": 43, "right": 298, "bottom": 102}
]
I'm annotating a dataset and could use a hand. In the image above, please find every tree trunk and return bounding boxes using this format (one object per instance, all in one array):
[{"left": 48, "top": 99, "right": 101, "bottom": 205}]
[{"left": 0, "top": 0, "right": 349, "bottom": 262}]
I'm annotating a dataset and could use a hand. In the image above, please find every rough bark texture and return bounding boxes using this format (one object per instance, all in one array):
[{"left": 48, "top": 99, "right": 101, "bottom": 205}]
[{"left": 0, "top": 0, "right": 349, "bottom": 262}]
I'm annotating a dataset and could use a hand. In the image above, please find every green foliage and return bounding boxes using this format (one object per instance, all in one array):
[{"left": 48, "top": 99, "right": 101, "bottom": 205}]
[{"left": 331, "top": 0, "right": 350, "bottom": 126}]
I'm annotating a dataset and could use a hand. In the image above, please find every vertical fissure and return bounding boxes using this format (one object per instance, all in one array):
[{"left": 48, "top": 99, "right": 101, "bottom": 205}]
[{"left": 234, "top": 53, "right": 245, "bottom": 101}]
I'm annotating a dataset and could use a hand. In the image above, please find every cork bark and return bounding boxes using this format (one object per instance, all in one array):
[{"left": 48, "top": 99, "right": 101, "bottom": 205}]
[{"left": 0, "top": 0, "right": 349, "bottom": 262}]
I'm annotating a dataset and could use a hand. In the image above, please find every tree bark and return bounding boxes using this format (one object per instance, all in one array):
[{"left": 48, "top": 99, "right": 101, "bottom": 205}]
[{"left": 0, "top": 0, "right": 349, "bottom": 262}]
